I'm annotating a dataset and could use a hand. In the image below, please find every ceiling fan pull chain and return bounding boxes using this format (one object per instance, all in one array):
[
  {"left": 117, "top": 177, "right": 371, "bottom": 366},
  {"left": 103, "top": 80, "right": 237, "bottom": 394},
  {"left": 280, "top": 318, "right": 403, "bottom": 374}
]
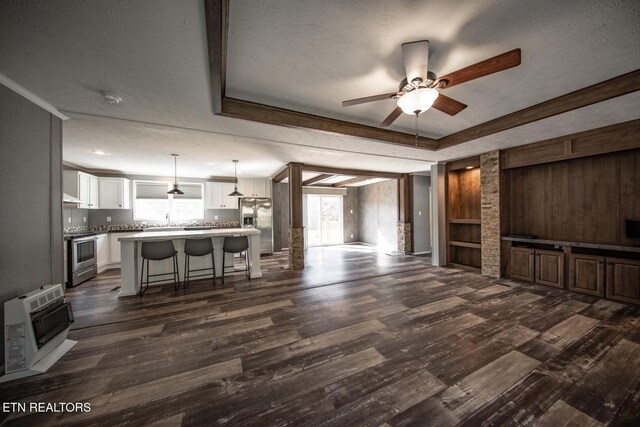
[{"left": 415, "top": 112, "right": 419, "bottom": 147}]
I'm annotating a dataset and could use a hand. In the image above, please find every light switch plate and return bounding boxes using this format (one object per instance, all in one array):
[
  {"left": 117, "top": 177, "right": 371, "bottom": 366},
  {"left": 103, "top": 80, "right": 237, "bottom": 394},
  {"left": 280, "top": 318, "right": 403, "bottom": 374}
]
[
  {"left": 106, "top": 216, "right": 111, "bottom": 222},
  {"left": 83, "top": 217, "right": 86, "bottom": 223},
  {"left": 215, "top": 215, "right": 219, "bottom": 220},
  {"left": 67, "top": 217, "right": 71, "bottom": 224}
]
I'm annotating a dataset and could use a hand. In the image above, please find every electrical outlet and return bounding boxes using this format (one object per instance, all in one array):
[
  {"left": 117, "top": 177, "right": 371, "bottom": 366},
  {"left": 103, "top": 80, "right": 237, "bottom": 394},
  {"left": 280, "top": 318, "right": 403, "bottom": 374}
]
[
  {"left": 214, "top": 215, "right": 219, "bottom": 220},
  {"left": 67, "top": 217, "right": 71, "bottom": 224},
  {"left": 350, "top": 210, "right": 353, "bottom": 214},
  {"left": 419, "top": 210, "right": 422, "bottom": 216},
  {"left": 350, "top": 234, "right": 354, "bottom": 238},
  {"left": 83, "top": 217, "right": 87, "bottom": 223},
  {"left": 106, "top": 216, "right": 111, "bottom": 222}
]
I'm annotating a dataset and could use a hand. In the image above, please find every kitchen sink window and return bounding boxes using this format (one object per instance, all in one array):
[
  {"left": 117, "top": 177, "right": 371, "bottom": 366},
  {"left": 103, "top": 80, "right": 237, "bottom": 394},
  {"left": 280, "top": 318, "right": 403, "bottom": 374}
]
[{"left": 133, "top": 180, "right": 204, "bottom": 222}]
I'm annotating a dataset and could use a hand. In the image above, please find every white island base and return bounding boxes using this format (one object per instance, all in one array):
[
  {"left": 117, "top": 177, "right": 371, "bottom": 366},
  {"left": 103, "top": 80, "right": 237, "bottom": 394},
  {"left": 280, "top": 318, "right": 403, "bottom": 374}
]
[{"left": 118, "top": 228, "right": 262, "bottom": 297}]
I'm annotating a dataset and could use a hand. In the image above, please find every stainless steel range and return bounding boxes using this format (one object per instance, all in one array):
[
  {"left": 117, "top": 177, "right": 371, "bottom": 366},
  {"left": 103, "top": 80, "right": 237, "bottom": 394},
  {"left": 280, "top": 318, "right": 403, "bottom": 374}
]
[{"left": 66, "top": 232, "right": 98, "bottom": 287}]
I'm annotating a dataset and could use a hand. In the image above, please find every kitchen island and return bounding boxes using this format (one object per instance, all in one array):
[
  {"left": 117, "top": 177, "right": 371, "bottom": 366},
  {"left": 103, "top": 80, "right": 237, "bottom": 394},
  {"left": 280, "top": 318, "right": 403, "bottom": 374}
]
[{"left": 117, "top": 228, "right": 261, "bottom": 296}]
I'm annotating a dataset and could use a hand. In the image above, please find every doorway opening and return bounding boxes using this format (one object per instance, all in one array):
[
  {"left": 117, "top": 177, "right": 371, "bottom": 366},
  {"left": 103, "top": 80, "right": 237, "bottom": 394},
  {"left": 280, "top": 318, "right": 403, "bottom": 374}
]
[{"left": 305, "top": 195, "right": 343, "bottom": 247}]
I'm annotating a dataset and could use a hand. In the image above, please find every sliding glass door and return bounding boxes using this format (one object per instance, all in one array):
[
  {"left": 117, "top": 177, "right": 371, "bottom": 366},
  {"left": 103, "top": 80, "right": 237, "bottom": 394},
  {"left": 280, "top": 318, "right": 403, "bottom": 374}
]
[{"left": 306, "top": 195, "right": 343, "bottom": 247}]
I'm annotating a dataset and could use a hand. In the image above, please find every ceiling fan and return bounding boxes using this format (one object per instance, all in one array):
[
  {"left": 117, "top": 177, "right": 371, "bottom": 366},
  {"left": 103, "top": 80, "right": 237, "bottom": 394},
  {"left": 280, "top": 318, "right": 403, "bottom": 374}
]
[{"left": 342, "top": 41, "right": 521, "bottom": 127}]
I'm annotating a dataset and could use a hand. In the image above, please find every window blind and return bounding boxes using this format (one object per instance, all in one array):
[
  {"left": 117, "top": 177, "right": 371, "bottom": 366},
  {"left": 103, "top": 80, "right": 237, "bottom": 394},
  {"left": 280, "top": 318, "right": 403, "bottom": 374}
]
[
  {"left": 176, "top": 183, "right": 203, "bottom": 200},
  {"left": 135, "top": 181, "right": 169, "bottom": 199}
]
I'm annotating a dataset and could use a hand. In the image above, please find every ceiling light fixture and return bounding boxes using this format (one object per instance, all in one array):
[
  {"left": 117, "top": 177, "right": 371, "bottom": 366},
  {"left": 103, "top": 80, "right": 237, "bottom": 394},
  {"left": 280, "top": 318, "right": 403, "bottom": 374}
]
[
  {"left": 103, "top": 92, "right": 122, "bottom": 105},
  {"left": 167, "top": 154, "right": 184, "bottom": 195},
  {"left": 228, "top": 160, "right": 244, "bottom": 197},
  {"left": 396, "top": 88, "right": 439, "bottom": 115}
]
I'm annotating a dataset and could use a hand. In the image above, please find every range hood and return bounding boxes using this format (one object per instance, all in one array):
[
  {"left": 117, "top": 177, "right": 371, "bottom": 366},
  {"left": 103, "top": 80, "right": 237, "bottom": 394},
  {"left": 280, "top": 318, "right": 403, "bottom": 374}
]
[{"left": 62, "top": 193, "right": 83, "bottom": 204}]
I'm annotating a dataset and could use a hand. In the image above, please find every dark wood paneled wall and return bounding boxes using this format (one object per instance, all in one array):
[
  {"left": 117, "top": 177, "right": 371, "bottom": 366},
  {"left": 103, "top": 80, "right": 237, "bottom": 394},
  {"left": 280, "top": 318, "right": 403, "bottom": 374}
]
[
  {"left": 507, "top": 149, "right": 640, "bottom": 245},
  {"left": 447, "top": 168, "right": 481, "bottom": 220}
]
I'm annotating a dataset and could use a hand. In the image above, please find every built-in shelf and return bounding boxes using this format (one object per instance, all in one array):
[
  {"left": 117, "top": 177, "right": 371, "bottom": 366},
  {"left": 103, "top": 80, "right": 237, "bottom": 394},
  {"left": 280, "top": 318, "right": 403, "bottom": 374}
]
[
  {"left": 449, "top": 240, "right": 481, "bottom": 249},
  {"left": 447, "top": 159, "right": 482, "bottom": 270},
  {"left": 448, "top": 262, "right": 481, "bottom": 272},
  {"left": 449, "top": 219, "right": 481, "bottom": 224}
]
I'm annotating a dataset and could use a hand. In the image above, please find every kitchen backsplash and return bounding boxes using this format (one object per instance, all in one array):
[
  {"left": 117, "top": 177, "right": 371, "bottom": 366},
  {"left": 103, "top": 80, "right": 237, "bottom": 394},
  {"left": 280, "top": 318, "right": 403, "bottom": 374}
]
[
  {"left": 64, "top": 221, "right": 239, "bottom": 234},
  {"left": 87, "top": 208, "right": 239, "bottom": 226}
]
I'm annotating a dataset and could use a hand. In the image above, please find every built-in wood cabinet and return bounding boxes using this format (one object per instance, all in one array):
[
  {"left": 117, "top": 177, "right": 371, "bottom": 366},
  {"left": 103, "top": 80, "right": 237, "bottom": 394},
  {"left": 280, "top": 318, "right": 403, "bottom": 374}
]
[
  {"left": 64, "top": 170, "right": 99, "bottom": 209},
  {"left": 98, "top": 177, "right": 130, "bottom": 209},
  {"left": 446, "top": 157, "right": 481, "bottom": 270},
  {"left": 509, "top": 246, "right": 564, "bottom": 289},
  {"left": 510, "top": 247, "right": 535, "bottom": 282},
  {"left": 606, "top": 258, "right": 640, "bottom": 305},
  {"left": 205, "top": 182, "right": 238, "bottom": 209},
  {"left": 535, "top": 249, "right": 565, "bottom": 288},
  {"left": 568, "top": 253, "right": 605, "bottom": 297},
  {"left": 238, "top": 178, "right": 271, "bottom": 198}
]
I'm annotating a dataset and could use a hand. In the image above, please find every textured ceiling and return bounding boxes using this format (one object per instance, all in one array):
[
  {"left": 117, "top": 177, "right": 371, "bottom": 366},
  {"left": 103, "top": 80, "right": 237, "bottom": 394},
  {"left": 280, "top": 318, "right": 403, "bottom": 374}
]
[{"left": 0, "top": 0, "right": 639, "bottom": 178}]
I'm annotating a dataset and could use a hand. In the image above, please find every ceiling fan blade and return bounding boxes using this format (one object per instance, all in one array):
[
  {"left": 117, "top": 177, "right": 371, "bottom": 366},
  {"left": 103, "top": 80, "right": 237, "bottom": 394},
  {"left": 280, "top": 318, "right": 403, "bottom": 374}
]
[
  {"left": 342, "top": 92, "right": 396, "bottom": 107},
  {"left": 439, "top": 48, "right": 521, "bottom": 89},
  {"left": 401, "top": 40, "right": 429, "bottom": 84},
  {"left": 380, "top": 107, "right": 403, "bottom": 127},
  {"left": 432, "top": 93, "right": 467, "bottom": 116}
]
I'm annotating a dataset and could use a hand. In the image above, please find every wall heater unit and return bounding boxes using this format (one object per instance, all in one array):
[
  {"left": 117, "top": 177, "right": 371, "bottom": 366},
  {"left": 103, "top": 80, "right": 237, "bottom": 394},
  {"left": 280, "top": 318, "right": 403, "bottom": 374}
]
[{"left": 1, "top": 284, "right": 76, "bottom": 383}]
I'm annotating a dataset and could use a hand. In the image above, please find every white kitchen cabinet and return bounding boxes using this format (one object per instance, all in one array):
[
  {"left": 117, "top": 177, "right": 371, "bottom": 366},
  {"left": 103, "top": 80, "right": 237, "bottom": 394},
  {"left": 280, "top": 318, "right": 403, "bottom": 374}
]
[
  {"left": 96, "top": 233, "right": 110, "bottom": 272},
  {"left": 109, "top": 232, "right": 138, "bottom": 266},
  {"left": 206, "top": 182, "right": 238, "bottom": 209},
  {"left": 238, "top": 178, "right": 271, "bottom": 198},
  {"left": 99, "top": 177, "right": 130, "bottom": 209},
  {"left": 64, "top": 170, "right": 99, "bottom": 209}
]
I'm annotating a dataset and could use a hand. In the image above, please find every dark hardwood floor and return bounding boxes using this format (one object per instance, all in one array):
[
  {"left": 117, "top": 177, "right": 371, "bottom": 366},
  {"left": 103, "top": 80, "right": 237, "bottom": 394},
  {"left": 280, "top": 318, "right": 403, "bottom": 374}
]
[{"left": 1, "top": 244, "right": 639, "bottom": 426}]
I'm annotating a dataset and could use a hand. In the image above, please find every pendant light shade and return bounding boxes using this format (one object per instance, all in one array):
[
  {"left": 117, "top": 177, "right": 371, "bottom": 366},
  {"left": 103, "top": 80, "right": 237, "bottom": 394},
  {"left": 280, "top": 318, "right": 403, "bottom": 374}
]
[
  {"left": 228, "top": 160, "right": 244, "bottom": 197},
  {"left": 168, "top": 154, "right": 184, "bottom": 195}
]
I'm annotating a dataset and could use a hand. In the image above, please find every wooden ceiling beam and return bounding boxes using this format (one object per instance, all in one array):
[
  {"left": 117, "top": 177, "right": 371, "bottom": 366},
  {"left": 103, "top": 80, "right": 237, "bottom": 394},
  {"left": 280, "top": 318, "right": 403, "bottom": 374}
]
[
  {"left": 303, "top": 174, "right": 334, "bottom": 186},
  {"left": 204, "top": 0, "right": 229, "bottom": 114},
  {"left": 438, "top": 68, "right": 640, "bottom": 150},
  {"left": 331, "top": 176, "right": 372, "bottom": 187},
  {"left": 301, "top": 164, "right": 401, "bottom": 180},
  {"left": 221, "top": 98, "right": 438, "bottom": 150},
  {"left": 272, "top": 166, "right": 289, "bottom": 183}
]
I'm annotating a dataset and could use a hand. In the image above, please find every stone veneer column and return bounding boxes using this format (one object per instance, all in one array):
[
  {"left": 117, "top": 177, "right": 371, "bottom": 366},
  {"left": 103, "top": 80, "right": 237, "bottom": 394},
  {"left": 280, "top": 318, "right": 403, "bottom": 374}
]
[
  {"left": 480, "top": 151, "right": 501, "bottom": 278},
  {"left": 397, "top": 222, "right": 412, "bottom": 254},
  {"left": 288, "top": 227, "right": 304, "bottom": 270}
]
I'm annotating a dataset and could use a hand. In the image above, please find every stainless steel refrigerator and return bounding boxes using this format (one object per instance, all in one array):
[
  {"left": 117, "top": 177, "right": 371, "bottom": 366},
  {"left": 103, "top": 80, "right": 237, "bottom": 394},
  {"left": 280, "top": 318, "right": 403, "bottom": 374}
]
[{"left": 240, "top": 198, "right": 273, "bottom": 255}]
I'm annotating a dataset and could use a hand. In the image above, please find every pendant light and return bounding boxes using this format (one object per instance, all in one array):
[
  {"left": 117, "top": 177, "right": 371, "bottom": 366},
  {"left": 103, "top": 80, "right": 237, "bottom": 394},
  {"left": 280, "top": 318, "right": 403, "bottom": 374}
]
[
  {"left": 228, "top": 160, "right": 244, "bottom": 197},
  {"left": 167, "top": 154, "right": 184, "bottom": 195}
]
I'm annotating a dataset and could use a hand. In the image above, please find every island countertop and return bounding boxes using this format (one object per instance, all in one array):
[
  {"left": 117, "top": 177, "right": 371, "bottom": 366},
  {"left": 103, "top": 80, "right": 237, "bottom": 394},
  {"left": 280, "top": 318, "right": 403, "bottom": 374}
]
[
  {"left": 117, "top": 227, "right": 262, "bottom": 296},
  {"left": 118, "top": 227, "right": 260, "bottom": 242}
]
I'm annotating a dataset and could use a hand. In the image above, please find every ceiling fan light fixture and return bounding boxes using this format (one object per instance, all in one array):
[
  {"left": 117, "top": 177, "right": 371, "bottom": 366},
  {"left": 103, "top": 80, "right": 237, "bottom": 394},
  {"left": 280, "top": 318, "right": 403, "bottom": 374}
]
[{"left": 397, "top": 88, "right": 439, "bottom": 115}]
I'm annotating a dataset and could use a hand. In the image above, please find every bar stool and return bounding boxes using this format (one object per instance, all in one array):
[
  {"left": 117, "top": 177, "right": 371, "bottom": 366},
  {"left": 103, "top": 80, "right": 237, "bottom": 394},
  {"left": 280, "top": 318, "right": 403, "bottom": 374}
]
[
  {"left": 184, "top": 238, "right": 216, "bottom": 288},
  {"left": 222, "top": 236, "right": 250, "bottom": 284},
  {"left": 139, "top": 240, "right": 180, "bottom": 296}
]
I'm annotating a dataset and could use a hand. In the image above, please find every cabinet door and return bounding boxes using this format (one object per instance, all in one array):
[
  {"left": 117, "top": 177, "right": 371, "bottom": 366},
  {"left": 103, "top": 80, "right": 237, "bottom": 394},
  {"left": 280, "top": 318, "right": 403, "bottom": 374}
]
[
  {"left": 254, "top": 179, "right": 270, "bottom": 198},
  {"left": 99, "top": 179, "right": 121, "bottom": 209},
  {"left": 510, "top": 247, "right": 535, "bottom": 282},
  {"left": 96, "top": 234, "right": 109, "bottom": 269},
  {"left": 237, "top": 179, "right": 253, "bottom": 197},
  {"left": 78, "top": 173, "right": 91, "bottom": 209},
  {"left": 222, "top": 183, "right": 238, "bottom": 209},
  {"left": 606, "top": 258, "right": 640, "bottom": 304},
  {"left": 535, "top": 250, "right": 564, "bottom": 288},
  {"left": 109, "top": 233, "right": 121, "bottom": 263},
  {"left": 569, "top": 254, "right": 605, "bottom": 296},
  {"left": 89, "top": 176, "right": 99, "bottom": 209}
]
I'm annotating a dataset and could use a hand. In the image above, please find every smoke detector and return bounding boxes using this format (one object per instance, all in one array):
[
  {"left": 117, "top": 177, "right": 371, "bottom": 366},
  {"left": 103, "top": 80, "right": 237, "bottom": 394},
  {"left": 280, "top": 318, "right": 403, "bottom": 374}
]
[{"left": 103, "top": 92, "right": 122, "bottom": 105}]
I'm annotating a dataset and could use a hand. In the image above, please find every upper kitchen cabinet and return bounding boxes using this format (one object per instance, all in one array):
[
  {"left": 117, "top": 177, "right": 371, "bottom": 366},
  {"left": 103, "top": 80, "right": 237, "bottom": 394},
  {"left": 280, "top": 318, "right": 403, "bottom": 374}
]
[
  {"left": 99, "top": 177, "right": 130, "bottom": 209},
  {"left": 205, "top": 182, "right": 238, "bottom": 209},
  {"left": 238, "top": 178, "right": 271, "bottom": 198},
  {"left": 63, "top": 170, "right": 99, "bottom": 209}
]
